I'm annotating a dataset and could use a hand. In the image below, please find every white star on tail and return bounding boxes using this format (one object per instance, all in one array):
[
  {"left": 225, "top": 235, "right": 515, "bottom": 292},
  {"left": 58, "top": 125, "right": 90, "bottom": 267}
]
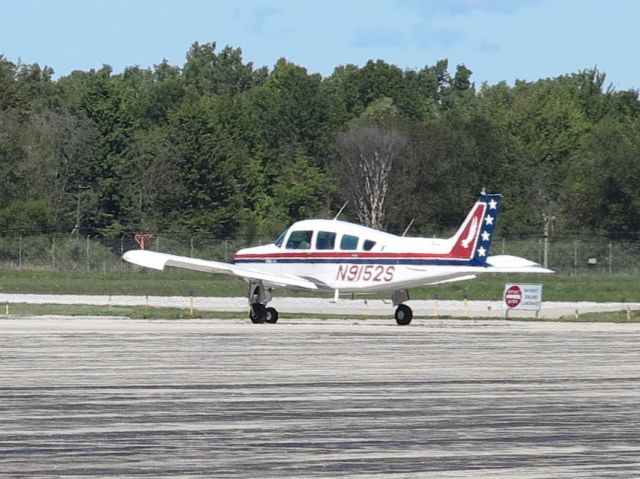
[
  {"left": 477, "top": 246, "right": 487, "bottom": 257},
  {"left": 484, "top": 214, "right": 494, "bottom": 226},
  {"left": 488, "top": 199, "right": 498, "bottom": 210},
  {"left": 481, "top": 231, "right": 490, "bottom": 242}
]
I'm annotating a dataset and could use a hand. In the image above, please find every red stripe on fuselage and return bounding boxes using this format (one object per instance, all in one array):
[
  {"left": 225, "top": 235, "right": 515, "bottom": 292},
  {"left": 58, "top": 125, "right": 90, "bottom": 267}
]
[{"left": 235, "top": 251, "right": 465, "bottom": 261}]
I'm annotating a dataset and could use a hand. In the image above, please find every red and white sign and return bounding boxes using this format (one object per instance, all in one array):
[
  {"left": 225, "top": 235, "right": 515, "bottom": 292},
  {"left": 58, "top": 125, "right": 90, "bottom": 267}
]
[
  {"left": 503, "top": 283, "right": 543, "bottom": 311},
  {"left": 504, "top": 285, "right": 522, "bottom": 308}
]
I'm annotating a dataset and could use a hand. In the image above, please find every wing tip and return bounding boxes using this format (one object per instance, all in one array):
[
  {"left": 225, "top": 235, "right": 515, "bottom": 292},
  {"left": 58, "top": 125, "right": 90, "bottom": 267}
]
[{"left": 122, "top": 249, "right": 167, "bottom": 270}]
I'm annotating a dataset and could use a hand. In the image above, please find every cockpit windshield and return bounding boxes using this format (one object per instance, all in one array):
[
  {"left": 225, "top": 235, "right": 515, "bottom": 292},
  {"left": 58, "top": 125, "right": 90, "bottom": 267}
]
[
  {"left": 286, "top": 230, "right": 312, "bottom": 249},
  {"left": 274, "top": 229, "right": 288, "bottom": 248}
]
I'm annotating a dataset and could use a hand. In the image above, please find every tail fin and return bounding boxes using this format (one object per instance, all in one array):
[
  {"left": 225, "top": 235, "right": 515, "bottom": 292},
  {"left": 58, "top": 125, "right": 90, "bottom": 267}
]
[{"left": 448, "top": 192, "right": 502, "bottom": 265}]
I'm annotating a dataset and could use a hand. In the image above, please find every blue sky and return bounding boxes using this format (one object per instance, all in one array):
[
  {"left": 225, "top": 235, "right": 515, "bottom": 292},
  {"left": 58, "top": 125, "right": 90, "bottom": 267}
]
[{"left": 2, "top": 0, "right": 639, "bottom": 90}]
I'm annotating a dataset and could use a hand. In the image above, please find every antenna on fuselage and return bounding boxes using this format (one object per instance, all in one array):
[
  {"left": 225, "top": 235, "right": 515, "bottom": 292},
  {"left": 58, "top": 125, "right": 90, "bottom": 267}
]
[
  {"left": 333, "top": 201, "right": 348, "bottom": 220},
  {"left": 401, "top": 218, "right": 415, "bottom": 237}
]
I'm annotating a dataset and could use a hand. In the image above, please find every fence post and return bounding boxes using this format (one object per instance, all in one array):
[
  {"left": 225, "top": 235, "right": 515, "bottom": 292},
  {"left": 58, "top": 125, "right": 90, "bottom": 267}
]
[
  {"left": 543, "top": 235, "right": 549, "bottom": 269},
  {"left": 18, "top": 236, "right": 22, "bottom": 270},
  {"left": 609, "top": 242, "right": 613, "bottom": 275},
  {"left": 86, "top": 235, "right": 90, "bottom": 272},
  {"left": 574, "top": 240, "right": 578, "bottom": 276},
  {"left": 51, "top": 237, "right": 55, "bottom": 269},
  {"left": 538, "top": 239, "right": 542, "bottom": 265},
  {"left": 542, "top": 214, "right": 555, "bottom": 269},
  {"left": 501, "top": 237, "right": 505, "bottom": 255},
  {"left": 190, "top": 237, "right": 194, "bottom": 258}
]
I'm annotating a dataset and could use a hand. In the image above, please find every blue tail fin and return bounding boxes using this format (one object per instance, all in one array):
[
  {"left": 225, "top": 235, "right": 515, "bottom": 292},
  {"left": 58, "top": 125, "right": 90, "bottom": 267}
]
[{"left": 473, "top": 193, "right": 502, "bottom": 265}]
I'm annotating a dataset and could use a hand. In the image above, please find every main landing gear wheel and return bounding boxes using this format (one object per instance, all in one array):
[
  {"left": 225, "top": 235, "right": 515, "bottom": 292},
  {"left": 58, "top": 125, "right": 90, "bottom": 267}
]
[
  {"left": 265, "top": 307, "right": 279, "bottom": 324},
  {"left": 395, "top": 304, "right": 413, "bottom": 325},
  {"left": 250, "top": 304, "right": 267, "bottom": 323}
]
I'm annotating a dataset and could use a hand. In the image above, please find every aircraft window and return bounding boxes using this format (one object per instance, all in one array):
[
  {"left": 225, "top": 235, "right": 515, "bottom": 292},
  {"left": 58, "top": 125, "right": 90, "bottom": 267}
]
[
  {"left": 286, "top": 230, "right": 312, "bottom": 249},
  {"left": 274, "top": 230, "right": 288, "bottom": 248},
  {"left": 316, "top": 231, "right": 336, "bottom": 250},
  {"left": 363, "top": 239, "right": 376, "bottom": 251},
  {"left": 340, "top": 234, "right": 359, "bottom": 250}
]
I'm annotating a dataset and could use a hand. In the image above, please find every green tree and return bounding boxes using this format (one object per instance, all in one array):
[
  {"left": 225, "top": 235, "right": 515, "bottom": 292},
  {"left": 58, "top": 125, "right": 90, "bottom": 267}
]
[
  {"left": 183, "top": 42, "right": 265, "bottom": 99},
  {"left": 23, "top": 108, "right": 100, "bottom": 233},
  {"left": 386, "top": 117, "right": 489, "bottom": 235},
  {"left": 126, "top": 126, "right": 182, "bottom": 232},
  {"left": 270, "top": 153, "right": 333, "bottom": 229},
  {"left": 480, "top": 78, "right": 589, "bottom": 234},
  {"left": 566, "top": 119, "right": 640, "bottom": 234},
  {"left": 166, "top": 96, "right": 242, "bottom": 236}
]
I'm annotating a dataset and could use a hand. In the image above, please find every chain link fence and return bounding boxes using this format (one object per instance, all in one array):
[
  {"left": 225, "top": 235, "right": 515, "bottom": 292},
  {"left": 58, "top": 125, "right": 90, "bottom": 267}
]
[
  {"left": 0, "top": 235, "right": 258, "bottom": 273},
  {"left": 0, "top": 234, "right": 639, "bottom": 275}
]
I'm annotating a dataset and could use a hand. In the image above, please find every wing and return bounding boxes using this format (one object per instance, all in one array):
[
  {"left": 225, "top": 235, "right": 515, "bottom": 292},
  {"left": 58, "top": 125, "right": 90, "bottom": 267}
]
[{"left": 123, "top": 250, "right": 318, "bottom": 291}]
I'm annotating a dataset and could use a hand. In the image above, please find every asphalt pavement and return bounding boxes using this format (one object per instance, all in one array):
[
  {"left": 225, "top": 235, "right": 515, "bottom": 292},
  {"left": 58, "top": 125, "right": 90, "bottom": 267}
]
[{"left": 1, "top": 317, "right": 639, "bottom": 478}]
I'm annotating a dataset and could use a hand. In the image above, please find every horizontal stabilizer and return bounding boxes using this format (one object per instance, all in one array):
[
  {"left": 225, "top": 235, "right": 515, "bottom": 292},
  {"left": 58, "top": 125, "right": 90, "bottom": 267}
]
[{"left": 485, "top": 255, "right": 554, "bottom": 273}]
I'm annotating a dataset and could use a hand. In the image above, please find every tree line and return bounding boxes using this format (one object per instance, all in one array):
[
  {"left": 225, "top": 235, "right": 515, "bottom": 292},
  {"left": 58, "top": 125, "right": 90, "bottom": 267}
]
[{"left": 1, "top": 42, "right": 639, "bottom": 243}]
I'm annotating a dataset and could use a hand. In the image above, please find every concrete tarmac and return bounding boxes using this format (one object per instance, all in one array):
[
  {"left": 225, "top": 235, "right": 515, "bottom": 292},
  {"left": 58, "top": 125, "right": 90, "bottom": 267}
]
[
  {"left": 2, "top": 293, "right": 640, "bottom": 319},
  {"left": 1, "top": 317, "right": 639, "bottom": 478}
]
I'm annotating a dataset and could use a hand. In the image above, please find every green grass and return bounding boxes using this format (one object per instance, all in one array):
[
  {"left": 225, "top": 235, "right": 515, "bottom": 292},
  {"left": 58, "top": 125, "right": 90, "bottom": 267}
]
[
  {"left": 413, "top": 273, "right": 640, "bottom": 302},
  {"left": 0, "top": 270, "right": 246, "bottom": 296},
  {"left": 1, "top": 303, "right": 223, "bottom": 319},
  {"left": 557, "top": 309, "right": 640, "bottom": 322},
  {"left": 0, "top": 270, "right": 639, "bottom": 302}
]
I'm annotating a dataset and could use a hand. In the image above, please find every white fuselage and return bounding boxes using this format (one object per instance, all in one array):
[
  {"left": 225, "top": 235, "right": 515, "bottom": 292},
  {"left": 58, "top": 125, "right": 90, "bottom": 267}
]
[{"left": 234, "top": 219, "right": 479, "bottom": 293}]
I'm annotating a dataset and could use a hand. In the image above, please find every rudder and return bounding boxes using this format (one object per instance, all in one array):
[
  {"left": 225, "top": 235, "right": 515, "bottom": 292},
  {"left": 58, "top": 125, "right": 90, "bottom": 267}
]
[{"left": 448, "top": 193, "right": 503, "bottom": 265}]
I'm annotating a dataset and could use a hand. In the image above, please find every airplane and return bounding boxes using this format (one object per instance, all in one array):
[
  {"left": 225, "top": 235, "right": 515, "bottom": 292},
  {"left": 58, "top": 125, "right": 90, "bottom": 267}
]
[{"left": 123, "top": 191, "right": 553, "bottom": 325}]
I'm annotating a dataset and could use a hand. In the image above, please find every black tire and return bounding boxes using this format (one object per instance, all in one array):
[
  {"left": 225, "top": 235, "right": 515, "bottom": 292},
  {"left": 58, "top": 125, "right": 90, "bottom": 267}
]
[
  {"left": 250, "top": 304, "right": 267, "bottom": 323},
  {"left": 265, "top": 307, "right": 279, "bottom": 324},
  {"left": 395, "top": 304, "right": 413, "bottom": 325}
]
